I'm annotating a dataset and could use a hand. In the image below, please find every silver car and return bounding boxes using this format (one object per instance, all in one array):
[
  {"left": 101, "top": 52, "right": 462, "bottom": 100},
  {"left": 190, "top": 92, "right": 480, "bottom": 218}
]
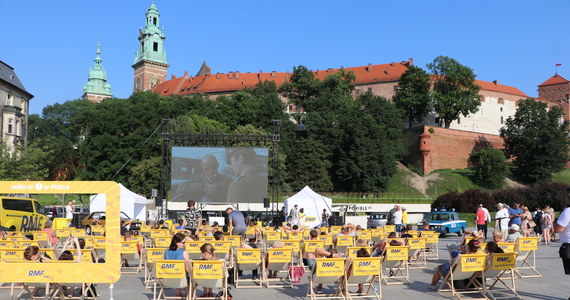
[{"left": 366, "top": 212, "right": 388, "bottom": 229}]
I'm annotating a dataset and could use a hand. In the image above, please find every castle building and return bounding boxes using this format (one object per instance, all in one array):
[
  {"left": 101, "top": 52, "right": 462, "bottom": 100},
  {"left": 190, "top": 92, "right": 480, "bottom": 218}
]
[
  {"left": 132, "top": 2, "right": 168, "bottom": 92},
  {"left": 0, "top": 61, "right": 33, "bottom": 154},
  {"left": 82, "top": 43, "right": 112, "bottom": 103}
]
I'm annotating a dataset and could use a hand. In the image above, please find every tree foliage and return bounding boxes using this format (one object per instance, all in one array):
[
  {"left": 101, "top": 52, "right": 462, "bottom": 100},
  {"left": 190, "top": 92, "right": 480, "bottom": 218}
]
[
  {"left": 286, "top": 138, "right": 333, "bottom": 192},
  {"left": 128, "top": 156, "right": 161, "bottom": 196},
  {"left": 468, "top": 147, "right": 509, "bottom": 189},
  {"left": 427, "top": 56, "right": 481, "bottom": 128},
  {"left": 500, "top": 98, "right": 569, "bottom": 183},
  {"left": 393, "top": 65, "right": 431, "bottom": 128}
]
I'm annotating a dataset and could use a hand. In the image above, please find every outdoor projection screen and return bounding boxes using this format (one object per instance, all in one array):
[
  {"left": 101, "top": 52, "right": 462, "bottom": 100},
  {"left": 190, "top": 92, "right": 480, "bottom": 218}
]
[{"left": 171, "top": 147, "right": 269, "bottom": 203}]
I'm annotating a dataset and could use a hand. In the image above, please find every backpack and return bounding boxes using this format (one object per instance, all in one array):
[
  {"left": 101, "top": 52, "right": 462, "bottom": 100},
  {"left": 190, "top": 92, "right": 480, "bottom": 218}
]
[{"left": 534, "top": 211, "right": 543, "bottom": 226}]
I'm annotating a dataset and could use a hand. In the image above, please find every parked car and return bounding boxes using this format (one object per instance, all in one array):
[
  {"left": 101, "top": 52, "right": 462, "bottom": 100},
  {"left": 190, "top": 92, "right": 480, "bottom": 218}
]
[
  {"left": 81, "top": 211, "right": 142, "bottom": 234},
  {"left": 367, "top": 212, "right": 388, "bottom": 229},
  {"left": 418, "top": 209, "right": 467, "bottom": 238}
]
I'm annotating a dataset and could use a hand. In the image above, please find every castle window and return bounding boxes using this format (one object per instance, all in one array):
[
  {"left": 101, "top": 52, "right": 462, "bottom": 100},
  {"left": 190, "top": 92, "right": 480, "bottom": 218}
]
[
  {"left": 457, "top": 117, "right": 461, "bottom": 124},
  {"left": 501, "top": 116, "right": 504, "bottom": 124},
  {"left": 288, "top": 105, "right": 294, "bottom": 112},
  {"left": 393, "top": 85, "right": 398, "bottom": 91},
  {"left": 498, "top": 97, "right": 505, "bottom": 104},
  {"left": 153, "top": 42, "right": 158, "bottom": 52},
  {"left": 500, "top": 107, "right": 503, "bottom": 112},
  {"left": 7, "top": 119, "right": 13, "bottom": 134},
  {"left": 367, "top": 87, "right": 373, "bottom": 93},
  {"left": 153, "top": 17, "right": 157, "bottom": 26},
  {"left": 355, "top": 89, "right": 361, "bottom": 95}
]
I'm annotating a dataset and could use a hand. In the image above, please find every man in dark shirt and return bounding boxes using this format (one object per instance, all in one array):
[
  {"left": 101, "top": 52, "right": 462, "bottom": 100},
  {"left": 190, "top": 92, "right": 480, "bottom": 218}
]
[
  {"left": 184, "top": 200, "right": 202, "bottom": 232},
  {"left": 226, "top": 207, "right": 247, "bottom": 236}
]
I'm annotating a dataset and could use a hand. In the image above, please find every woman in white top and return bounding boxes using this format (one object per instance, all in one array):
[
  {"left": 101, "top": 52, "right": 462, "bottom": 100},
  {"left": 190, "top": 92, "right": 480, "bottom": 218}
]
[{"left": 542, "top": 207, "right": 553, "bottom": 245}]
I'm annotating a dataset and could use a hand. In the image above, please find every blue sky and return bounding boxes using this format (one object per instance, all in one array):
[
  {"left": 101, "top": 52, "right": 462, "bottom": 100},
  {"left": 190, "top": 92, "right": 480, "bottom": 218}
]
[{"left": 3, "top": 0, "right": 569, "bottom": 115}]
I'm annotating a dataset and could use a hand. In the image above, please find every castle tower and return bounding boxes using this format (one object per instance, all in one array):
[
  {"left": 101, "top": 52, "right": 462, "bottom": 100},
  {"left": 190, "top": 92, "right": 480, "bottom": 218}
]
[
  {"left": 83, "top": 43, "right": 113, "bottom": 103},
  {"left": 132, "top": 1, "right": 169, "bottom": 92}
]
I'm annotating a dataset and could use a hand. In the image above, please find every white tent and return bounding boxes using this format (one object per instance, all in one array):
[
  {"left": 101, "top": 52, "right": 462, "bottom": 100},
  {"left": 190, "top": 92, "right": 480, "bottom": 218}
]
[
  {"left": 285, "top": 186, "right": 333, "bottom": 228},
  {"left": 89, "top": 183, "right": 148, "bottom": 221}
]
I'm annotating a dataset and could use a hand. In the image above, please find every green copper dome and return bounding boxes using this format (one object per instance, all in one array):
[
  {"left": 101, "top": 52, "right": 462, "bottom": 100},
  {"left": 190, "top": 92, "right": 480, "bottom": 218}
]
[
  {"left": 83, "top": 43, "right": 112, "bottom": 96},
  {"left": 134, "top": 1, "right": 168, "bottom": 65}
]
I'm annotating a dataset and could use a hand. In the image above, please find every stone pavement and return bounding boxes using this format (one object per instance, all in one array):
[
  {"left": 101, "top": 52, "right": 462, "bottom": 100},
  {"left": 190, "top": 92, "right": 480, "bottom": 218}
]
[{"left": 2, "top": 232, "right": 569, "bottom": 299}]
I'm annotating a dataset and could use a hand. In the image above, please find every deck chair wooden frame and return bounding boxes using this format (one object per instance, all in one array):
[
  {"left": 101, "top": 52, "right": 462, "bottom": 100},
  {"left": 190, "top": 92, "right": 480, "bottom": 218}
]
[
  {"left": 263, "top": 248, "right": 293, "bottom": 288},
  {"left": 406, "top": 238, "right": 427, "bottom": 269},
  {"left": 153, "top": 260, "right": 190, "bottom": 300},
  {"left": 121, "top": 241, "right": 142, "bottom": 274},
  {"left": 335, "top": 236, "right": 355, "bottom": 255},
  {"left": 234, "top": 248, "right": 262, "bottom": 289},
  {"left": 481, "top": 253, "right": 520, "bottom": 300},
  {"left": 51, "top": 282, "right": 98, "bottom": 300},
  {"left": 380, "top": 246, "right": 409, "bottom": 285},
  {"left": 421, "top": 232, "right": 439, "bottom": 260},
  {"left": 436, "top": 253, "right": 487, "bottom": 300},
  {"left": 145, "top": 248, "right": 166, "bottom": 289},
  {"left": 344, "top": 257, "right": 382, "bottom": 300},
  {"left": 191, "top": 260, "right": 227, "bottom": 300},
  {"left": 306, "top": 258, "right": 347, "bottom": 300},
  {"left": 13, "top": 282, "right": 52, "bottom": 300},
  {"left": 513, "top": 237, "right": 541, "bottom": 278}
]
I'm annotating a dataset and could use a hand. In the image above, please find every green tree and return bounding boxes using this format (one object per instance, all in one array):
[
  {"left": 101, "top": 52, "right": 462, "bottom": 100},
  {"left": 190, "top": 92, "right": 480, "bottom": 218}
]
[
  {"left": 286, "top": 138, "right": 333, "bottom": 192},
  {"left": 171, "top": 114, "right": 229, "bottom": 135},
  {"left": 468, "top": 147, "right": 509, "bottom": 189},
  {"left": 0, "top": 144, "right": 51, "bottom": 180},
  {"left": 500, "top": 98, "right": 570, "bottom": 182},
  {"left": 393, "top": 65, "right": 431, "bottom": 128},
  {"left": 128, "top": 156, "right": 161, "bottom": 196},
  {"left": 427, "top": 56, "right": 481, "bottom": 128},
  {"left": 336, "top": 92, "right": 405, "bottom": 192}
]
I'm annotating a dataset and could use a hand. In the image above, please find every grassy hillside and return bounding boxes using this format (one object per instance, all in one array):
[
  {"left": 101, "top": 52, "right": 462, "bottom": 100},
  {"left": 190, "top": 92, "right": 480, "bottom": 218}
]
[
  {"left": 426, "top": 169, "right": 482, "bottom": 197},
  {"left": 551, "top": 169, "right": 570, "bottom": 184}
]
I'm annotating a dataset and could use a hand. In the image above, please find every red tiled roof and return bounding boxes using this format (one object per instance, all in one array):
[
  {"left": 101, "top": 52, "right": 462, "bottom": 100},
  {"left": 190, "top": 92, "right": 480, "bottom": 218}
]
[
  {"left": 153, "top": 61, "right": 412, "bottom": 96},
  {"left": 475, "top": 80, "right": 528, "bottom": 98},
  {"left": 538, "top": 74, "right": 569, "bottom": 87}
]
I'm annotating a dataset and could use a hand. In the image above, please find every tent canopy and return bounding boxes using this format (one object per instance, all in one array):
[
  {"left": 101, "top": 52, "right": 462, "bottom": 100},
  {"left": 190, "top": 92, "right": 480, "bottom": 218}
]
[
  {"left": 285, "top": 186, "right": 332, "bottom": 228},
  {"left": 89, "top": 183, "right": 147, "bottom": 221}
]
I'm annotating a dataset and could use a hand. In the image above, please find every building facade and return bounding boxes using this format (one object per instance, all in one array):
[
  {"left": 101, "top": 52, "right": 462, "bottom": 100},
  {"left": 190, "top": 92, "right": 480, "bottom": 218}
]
[
  {"left": 82, "top": 43, "right": 112, "bottom": 103},
  {"left": 0, "top": 61, "right": 33, "bottom": 154}
]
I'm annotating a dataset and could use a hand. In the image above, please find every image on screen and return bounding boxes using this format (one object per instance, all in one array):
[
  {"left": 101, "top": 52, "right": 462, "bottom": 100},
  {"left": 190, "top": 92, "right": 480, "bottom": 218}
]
[{"left": 171, "top": 147, "right": 269, "bottom": 203}]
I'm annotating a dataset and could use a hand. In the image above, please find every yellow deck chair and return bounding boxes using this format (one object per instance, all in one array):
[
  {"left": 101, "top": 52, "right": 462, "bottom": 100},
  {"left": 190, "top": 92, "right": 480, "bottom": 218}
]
[
  {"left": 153, "top": 260, "right": 190, "bottom": 300},
  {"left": 317, "top": 235, "right": 334, "bottom": 248},
  {"left": 436, "top": 253, "right": 487, "bottom": 300},
  {"left": 90, "top": 225, "right": 105, "bottom": 237},
  {"left": 245, "top": 227, "right": 258, "bottom": 242},
  {"left": 211, "top": 241, "right": 232, "bottom": 263},
  {"left": 1, "top": 248, "right": 24, "bottom": 261},
  {"left": 422, "top": 232, "right": 439, "bottom": 260},
  {"left": 513, "top": 237, "right": 541, "bottom": 278},
  {"left": 191, "top": 260, "right": 227, "bottom": 300},
  {"left": 145, "top": 248, "right": 166, "bottom": 288},
  {"left": 346, "top": 247, "right": 372, "bottom": 259},
  {"left": 282, "top": 240, "right": 302, "bottom": 263},
  {"left": 497, "top": 242, "right": 516, "bottom": 253},
  {"left": 303, "top": 240, "right": 325, "bottom": 270},
  {"left": 154, "top": 237, "right": 172, "bottom": 249},
  {"left": 406, "top": 237, "right": 427, "bottom": 269},
  {"left": 357, "top": 231, "right": 372, "bottom": 243},
  {"left": 186, "top": 241, "right": 204, "bottom": 260},
  {"left": 306, "top": 258, "right": 346, "bottom": 300},
  {"left": 335, "top": 235, "right": 355, "bottom": 254},
  {"left": 44, "top": 260, "right": 98, "bottom": 300},
  {"left": 381, "top": 246, "right": 409, "bottom": 285},
  {"left": 8, "top": 260, "right": 53, "bottom": 300},
  {"left": 121, "top": 241, "right": 142, "bottom": 273},
  {"left": 32, "top": 231, "right": 51, "bottom": 248},
  {"left": 344, "top": 257, "right": 382, "bottom": 300},
  {"left": 482, "top": 253, "right": 520, "bottom": 300},
  {"left": 263, "top": 248, "right": 293, "bottom": 288},
  {"left": 264, "top": 231, "right": 282, "bottom": 248},
  {"left": 17, "top": 240, "right": 40, "bottom": 249},
  {"left": 234, "top": 248, "right": 262, "bottom": 288},
  {"left": 382, "top": 225, "right": 395, "bottom": 233},
  {"left": 329, "top": 226, "right": 342, "bottom": 235},
  {"left": 224, "top": 236, "right": 242, "bottom": 249},
  {"left": 92, "top": 237, "right": 106, "bottom": 261}
]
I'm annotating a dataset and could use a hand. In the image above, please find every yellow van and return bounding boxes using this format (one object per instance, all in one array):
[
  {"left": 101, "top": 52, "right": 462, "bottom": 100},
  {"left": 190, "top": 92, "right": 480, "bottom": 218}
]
[{"left": 0, "top": 197, "right": 47, "bottom": 232}]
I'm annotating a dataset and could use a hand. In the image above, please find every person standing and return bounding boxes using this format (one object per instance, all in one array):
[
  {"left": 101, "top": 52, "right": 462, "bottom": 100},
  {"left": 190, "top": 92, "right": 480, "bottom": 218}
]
[
  {"left": 495, "top": 203, "right": 509, "bottom": 239},
  {"left": 65, "top": 201, "right": 74, "bottom": 226},
  {"left": 226, "top": 207, "right": 247, "bottom": 237},
  {"left": 321, "top": 209, "right": 330, "bottom": 228},
  {"left": 508, "top": 203, "right": 523, "bottom": 227},
  {"left": 521, "top": 206, "right": 533, "bottom": 237},
  {"left": 476, "top": 205, "right": 488, "bottom": 239},
  {"left": 299, "top": 208, "right": 306, "bottom": 227},
  {"left": 554, "top": 207, "right": 570, "bottom": 278},
  {"left": 51, "top": 204, "right": 58, "bottom": 219},
  {"left": 542, "top": 207, "right": 553, "bottom": 245},
  {"left": 289, "top": 204, "right": 300, "bottom": 226},
  {"left": 392, "top": 205, "right": 403, "bottom": 232},
  {"left": 280, "top": 206, "right": 287, "bottom": 224},
  {"left": 183, "top": 200, "right": 202, "bottom": 233},
  {"left": 402, "top": 207, "right": 408, "bottom": 226}
]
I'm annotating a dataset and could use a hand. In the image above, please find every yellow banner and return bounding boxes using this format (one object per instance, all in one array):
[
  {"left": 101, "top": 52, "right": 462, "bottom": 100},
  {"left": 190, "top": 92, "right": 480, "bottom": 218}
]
[
  {"left": 155, "top": 260, "right": 186, "bottom": 279},
  {"left": 315, "top": 258, "right": 345, "bottom": 277},
  {"left": 268, "top": 248, "right": 292, "bottom": 263},
  {"left": 304, "top": 240, "right": 324, "bottom": 253},
  {"left": 1, "top": 248, "right": 24, "bottom": 261},
  {"left": 517, "top": 237, "right": 539, "bottom": 251},
  {"left": 237, "top": 249, "right": 261, "bottom": 264},
  {"left": 265, "top": 232, "right": 281, "bottom": 241},
  {"left": 283, "top": 240, "right": 301, "bottom": 251},
  {"left": 336, "top": 236, "right": 354, "bottom": 247},
  {"left": 288, "top": 232, "right": 303, "bottom": 241},
  {"left": 0, "top": 181, "right": 121, "bottom": 284},
  {"left": 329, "top": 226, "right": 342, "bottom": 235},
  {"left": 383, "top": 225, "right": 396, "bottom": 232},
  {"left": 199, "top": 235, "right": 215, "bottom": 242},
  {"left": 491, "top": 253, "right": 516, "bottom": 270},
  {"left": 347, "top": 247, "right": 372, "bottom": 258},
  {"left": 32, "top": 231, "right": 49, "bottom": 241},
  {"left": 212, "top": 241, "right": 231, "bottom": 253},
  {"left": 146, "top": 248, "right": 165, "bottom": 263},
  {"left": 0, "top": 241, "right": 15, "bottom": 248},
  {"left": 460, "top": 254, "right": 486, "bottom": 272},
  {"left": 225, "top": 236, "right": 242, "bottom": 247},
  {"left": 94, "top": 237, "right": 106, "bottom": 248},
  {"left": 407, "top": 238, "right": 426, "bottom": 249},
  {"left": 385, "top": 246, "right": 409, "bottom": 261},
  {"left": 150, "top": 229, "right": 171, "bottom": 238},
  {"left": 154, "top": 237, "right": 171, "bottom": 248},
  {"left": 352, "top": 257, "right": 381, "bottom": 276},
  {"left": 18, "top": 241, "right": 39, "bottom": 248},
  {"left": 358, "top": 231, "right": 372, "bottom": 240},
  {"left": 497, "top": 242, "right": 516, "bottom": 253},
  {"left": 407, "top": 230, "right": 418, "bottom": 237},
  {"left": 193, "top": 260, "right": 223, "bottom": 279},
  {"left": 317, "top": 235, "right": 333, "bottom": 246},
  {"left": 140, "top": 225, "right": 151, "bottom": 232},
  {"left": 55, "top": 228, "right": 71, "bottom": 238},
  {"left": 245, "top": 228, "right": 256, "bottom": 236},
  {"left": 121, "top": 242, "right": 138, "bottom": 254},
  {"left": 186, "top": 242, "right": 202, "bottom": 253},
  {"left": 72, "top": 229, "right": 86, "bottom": 238}
]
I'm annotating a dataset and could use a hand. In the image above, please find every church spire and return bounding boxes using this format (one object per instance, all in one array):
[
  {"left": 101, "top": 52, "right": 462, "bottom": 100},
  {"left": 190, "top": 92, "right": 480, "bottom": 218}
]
[
  {"left": 132, "top": 1, "right": 169, "bottom": 92},
  {"left": 83, "top": 42, "right": 112, "bottom": 103}
]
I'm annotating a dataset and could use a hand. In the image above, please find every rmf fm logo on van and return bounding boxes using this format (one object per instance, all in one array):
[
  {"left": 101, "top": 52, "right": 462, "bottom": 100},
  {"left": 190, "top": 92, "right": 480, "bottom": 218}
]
[
  {"left": 21, "top": 215, "right": 43, "bottom": 231},
  {"left": 28, "top": 270, "right": 45, "bottom": 277},
  {"left": 466, "top": 258, "right": 479, "bottom": 263},
  {"left": 322, "top": 262, "right": 335, "bottom": 267},
  {"left": 161, "top": 264, "right": 175, "bottom": 269}
]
